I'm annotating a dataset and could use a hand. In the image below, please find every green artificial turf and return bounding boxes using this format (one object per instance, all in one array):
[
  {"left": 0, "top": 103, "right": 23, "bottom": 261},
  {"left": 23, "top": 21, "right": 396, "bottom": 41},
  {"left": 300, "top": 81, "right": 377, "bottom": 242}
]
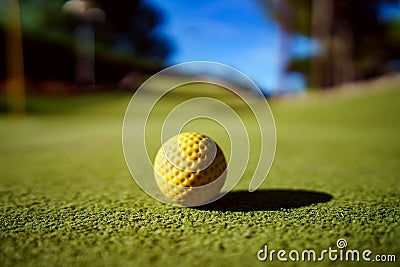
[{"left": 1, "top": 77, "right": 399, "bottom": 267}]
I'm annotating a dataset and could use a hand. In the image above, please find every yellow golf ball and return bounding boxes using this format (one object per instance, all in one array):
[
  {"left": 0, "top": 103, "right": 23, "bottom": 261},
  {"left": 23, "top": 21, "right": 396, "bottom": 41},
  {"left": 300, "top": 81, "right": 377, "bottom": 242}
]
[{"left": 154, "top": 132, "right": 227, "bottom": 206}]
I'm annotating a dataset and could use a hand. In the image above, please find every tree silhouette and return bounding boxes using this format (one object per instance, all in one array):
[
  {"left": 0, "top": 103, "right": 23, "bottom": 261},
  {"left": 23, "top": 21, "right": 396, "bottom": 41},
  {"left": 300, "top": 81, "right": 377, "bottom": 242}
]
[
  {"left": 88, "top": 0, "right": 172, "bottom": 61},
  {"left": 0, "top": 0, "right": 172, "bottom": 83},
  {"left": 263, "top": 0, "right": 400, "bottom": 89}
]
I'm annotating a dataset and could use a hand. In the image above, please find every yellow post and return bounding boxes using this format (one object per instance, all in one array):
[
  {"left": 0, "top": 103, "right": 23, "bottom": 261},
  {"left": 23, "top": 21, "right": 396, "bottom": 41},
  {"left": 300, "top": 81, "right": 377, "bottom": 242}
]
[{"left": 4, "top": 0, "right": 25, "bottom": 117}]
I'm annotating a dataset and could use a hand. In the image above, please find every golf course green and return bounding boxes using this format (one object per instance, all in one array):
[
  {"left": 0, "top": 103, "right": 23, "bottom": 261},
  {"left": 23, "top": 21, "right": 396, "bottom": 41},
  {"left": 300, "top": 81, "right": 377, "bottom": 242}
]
[{"left": 0, "top": 76, "right": 399, "bottom": 266}]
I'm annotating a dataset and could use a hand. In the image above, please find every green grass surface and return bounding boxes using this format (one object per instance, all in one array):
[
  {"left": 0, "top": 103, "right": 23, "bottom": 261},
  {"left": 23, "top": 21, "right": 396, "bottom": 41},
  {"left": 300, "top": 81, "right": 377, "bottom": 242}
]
[{"left": 1, "top": 78, "right": 399, "bottom": 267}]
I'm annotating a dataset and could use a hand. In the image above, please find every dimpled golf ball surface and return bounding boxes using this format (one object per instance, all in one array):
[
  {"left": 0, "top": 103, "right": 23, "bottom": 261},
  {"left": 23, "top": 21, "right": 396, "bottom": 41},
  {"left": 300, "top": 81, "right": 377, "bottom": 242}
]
[{"left": 154, "top": 132, "right": 227, "bottom": 206}]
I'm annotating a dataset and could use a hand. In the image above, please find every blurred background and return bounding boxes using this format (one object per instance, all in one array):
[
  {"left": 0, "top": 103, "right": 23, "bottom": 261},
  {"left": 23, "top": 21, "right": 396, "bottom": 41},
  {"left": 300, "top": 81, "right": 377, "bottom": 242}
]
[{"left": 0, "top": 0, "right": 399, "bottom": 115}]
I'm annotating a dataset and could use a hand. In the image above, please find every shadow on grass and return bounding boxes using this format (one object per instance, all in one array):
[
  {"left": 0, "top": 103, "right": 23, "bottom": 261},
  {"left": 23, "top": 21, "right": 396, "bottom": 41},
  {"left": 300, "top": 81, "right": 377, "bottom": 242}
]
[{"left": 198, "top": 189, "right": 333, "bottom": 212}]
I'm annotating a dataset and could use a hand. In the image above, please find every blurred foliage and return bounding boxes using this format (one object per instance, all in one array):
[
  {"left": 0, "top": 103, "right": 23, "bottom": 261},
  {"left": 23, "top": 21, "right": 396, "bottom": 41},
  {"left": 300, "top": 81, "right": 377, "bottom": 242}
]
[
  {"left": 387, "top": 17, "right": 400, "bottom": 41},
  {"left": 263, "top": 0, "right": 312, "bottom": 35},
  {"left": 264, "top": 0, "right": 400, "bottom": 88},
  {"left": 92, "top": 0, "right": 172, "bottom": 61},
  {"left": 0, "top": 0, "right": 172, "bottom": 83}
]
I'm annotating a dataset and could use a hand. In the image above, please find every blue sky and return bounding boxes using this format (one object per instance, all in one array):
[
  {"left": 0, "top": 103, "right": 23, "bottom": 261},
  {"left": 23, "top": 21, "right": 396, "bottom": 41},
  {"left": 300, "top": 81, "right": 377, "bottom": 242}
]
[
  {"left": 380, "top": 1, "right": 400, "bottom": 20},
  {"left": 147, "top": 0, "right": 400, "bottom": 93},
  {"left": 148, "top": 0, "right": 307, "bottom": 93}
]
